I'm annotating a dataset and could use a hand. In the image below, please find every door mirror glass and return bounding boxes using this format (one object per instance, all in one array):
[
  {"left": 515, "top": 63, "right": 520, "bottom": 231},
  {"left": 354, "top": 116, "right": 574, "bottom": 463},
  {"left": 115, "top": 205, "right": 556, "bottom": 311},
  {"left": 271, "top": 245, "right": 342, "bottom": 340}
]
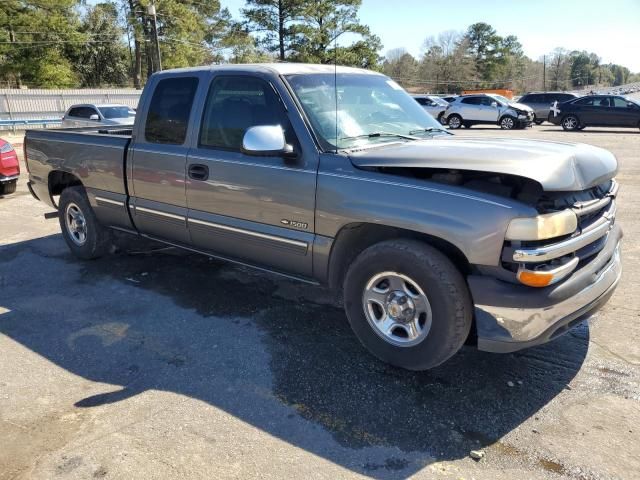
[
  {"left": 242, "top": 125, "right": 293, "bottom": 157},
  {"left": 491, "top": 101, "right": 498, "bottom": 108},
  {"left": 89, "top": 114, "right": 100, "bottom": 121}
]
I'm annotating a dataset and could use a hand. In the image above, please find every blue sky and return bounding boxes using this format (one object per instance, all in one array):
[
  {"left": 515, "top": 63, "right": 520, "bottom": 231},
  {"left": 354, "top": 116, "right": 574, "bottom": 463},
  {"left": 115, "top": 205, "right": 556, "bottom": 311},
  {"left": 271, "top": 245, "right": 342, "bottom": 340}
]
[{"left": 222, "top": 0, "right": 640, "bottom": 71}]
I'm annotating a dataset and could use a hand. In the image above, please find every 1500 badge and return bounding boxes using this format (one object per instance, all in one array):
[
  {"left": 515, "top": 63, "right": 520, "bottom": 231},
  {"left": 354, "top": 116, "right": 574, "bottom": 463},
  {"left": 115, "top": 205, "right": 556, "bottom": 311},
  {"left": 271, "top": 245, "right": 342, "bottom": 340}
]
[{"left": 281, "top": 219, "right": 308, "bottom": 229}]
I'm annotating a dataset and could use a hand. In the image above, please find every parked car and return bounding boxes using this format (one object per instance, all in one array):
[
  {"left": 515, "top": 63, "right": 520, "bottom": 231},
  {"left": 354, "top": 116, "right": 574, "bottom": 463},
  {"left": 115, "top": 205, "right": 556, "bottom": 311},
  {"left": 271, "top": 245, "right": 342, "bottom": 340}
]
[
  {"left": 25, "top": 64, "right": 621, "bottom": 371},
  {"left": 441, "top": 95, "right": 458, "bottom": 103},
  {"left": 412, "top": 94, "right": 448, "bottom": 124},
  {"left": 548, "top": 95, "right": 640, "bottom": 131},
  {"left": 518, "top": 92, "right": 579, "bottom": 124},
  {"left": 62, "top": 104, "right": 135, "bottom": 128},
  {"left": 0, "top": 138, "right": 20, "bottom": 195},
  {"left": 443, "top": 93, "right": 534, "bottom": 129}
]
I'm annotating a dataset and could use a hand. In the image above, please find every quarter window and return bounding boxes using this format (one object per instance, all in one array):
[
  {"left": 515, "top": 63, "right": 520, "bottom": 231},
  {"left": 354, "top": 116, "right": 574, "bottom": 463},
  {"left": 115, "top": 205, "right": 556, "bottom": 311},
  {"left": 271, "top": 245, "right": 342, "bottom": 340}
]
[
  {"left": 145, "top": 77, "right": 199, "bottom": 144},
  {"left": 199, "top": 76, "right": 293, "bottom": 151}
]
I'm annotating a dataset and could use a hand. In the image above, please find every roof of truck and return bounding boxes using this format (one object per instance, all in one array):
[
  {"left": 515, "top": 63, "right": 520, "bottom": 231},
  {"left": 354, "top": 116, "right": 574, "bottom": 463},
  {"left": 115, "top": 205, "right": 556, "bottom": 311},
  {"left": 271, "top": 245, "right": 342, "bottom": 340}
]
[{"left": 155, "top": 63, "right": 383, "bottom": 77}]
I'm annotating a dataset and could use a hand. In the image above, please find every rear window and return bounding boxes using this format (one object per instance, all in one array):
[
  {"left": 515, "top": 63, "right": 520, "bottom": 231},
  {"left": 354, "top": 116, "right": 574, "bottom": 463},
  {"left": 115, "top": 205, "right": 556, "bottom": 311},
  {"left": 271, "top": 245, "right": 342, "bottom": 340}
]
[{"left": 145, "top": 77, "right": 199, "bottom": 144}]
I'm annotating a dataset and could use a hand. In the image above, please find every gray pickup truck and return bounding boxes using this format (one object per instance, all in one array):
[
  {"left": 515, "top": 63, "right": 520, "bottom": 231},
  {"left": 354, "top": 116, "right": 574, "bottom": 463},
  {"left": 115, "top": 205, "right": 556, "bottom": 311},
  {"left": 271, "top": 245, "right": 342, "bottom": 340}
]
[{"left": 25, "top": 64, "right": 622, "bottom": 370}]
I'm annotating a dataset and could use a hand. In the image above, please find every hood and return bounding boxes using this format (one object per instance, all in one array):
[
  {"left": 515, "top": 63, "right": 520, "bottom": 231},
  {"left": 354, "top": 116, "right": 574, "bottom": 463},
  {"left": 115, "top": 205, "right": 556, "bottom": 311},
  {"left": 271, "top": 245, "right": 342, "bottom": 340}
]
[
  {"left": 508, "top": 102, "right": 533, "bottom": 112},
  {"left": 348, "top": 136, "right": 618, "bottom": 191}
]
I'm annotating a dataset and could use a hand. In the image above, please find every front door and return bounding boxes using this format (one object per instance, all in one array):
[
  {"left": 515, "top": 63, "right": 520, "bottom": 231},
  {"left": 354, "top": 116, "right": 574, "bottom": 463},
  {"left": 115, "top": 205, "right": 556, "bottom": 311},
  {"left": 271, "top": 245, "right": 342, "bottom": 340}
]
[
  {"left": 129, "top": 75, "right": 200, "bottom": 244},
  {"left": 185, "top": 74, "right": 317, "bottom": 277}
]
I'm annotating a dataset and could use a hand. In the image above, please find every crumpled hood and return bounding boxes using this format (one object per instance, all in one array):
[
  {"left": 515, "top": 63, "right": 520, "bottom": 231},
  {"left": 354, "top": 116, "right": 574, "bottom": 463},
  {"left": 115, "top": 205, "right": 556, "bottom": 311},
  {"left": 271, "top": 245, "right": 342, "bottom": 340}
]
[
  {"left": 508, "top": 102, "right": 533, "bottom": 112},
  {"left": 348, "top": 136, "right": 618, "bottom": 191}
]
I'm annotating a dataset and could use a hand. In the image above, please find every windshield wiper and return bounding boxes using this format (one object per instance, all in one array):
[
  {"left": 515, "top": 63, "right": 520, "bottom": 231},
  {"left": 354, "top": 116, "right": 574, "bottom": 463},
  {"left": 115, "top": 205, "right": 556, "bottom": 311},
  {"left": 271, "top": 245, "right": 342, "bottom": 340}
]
[
  {"left": 408, "top": 127, "right": 452, "bottom": 135},
  {"left": 340, "top": 132, "right": 419, "bottom": 142}
]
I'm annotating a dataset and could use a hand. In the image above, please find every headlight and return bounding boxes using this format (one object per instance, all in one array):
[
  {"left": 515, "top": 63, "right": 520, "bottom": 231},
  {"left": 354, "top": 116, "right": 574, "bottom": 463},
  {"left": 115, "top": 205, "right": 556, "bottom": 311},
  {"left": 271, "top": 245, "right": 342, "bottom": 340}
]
[{"left": 505, "top": 210, "right": 578, "bottom": 241}]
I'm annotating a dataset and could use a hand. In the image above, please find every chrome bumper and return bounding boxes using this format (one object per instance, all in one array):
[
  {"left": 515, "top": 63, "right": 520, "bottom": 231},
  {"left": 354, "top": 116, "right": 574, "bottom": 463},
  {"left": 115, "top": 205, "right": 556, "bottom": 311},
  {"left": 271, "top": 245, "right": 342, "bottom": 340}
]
[
  {"left": 470, "top": 227, "right": 622, "bottom": 353},
  {"left": 0, "top": 174, "right": 19, "bottom": 183}
]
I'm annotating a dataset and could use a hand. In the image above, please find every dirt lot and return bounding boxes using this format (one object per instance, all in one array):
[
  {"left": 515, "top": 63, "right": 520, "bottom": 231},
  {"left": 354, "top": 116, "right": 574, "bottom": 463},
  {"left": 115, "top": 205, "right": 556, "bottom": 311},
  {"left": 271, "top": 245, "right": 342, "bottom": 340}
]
[{"left": 1, "top": 124, "right": 639, "bottom": 480}]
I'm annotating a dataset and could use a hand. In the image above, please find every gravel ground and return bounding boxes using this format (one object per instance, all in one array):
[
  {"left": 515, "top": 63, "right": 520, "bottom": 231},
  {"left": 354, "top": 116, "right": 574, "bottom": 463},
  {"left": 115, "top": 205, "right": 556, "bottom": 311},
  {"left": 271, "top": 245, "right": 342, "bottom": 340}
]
[{"left": 1, "top": 123, "right": 639, "bottom": 480}]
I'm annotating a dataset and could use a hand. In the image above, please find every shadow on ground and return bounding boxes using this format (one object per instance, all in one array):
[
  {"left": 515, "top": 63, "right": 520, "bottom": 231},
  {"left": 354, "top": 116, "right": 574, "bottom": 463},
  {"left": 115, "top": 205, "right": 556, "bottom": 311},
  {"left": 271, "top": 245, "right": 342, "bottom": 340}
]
[{"left": 0, "top": 234, "right": 589, "bottom": 479}]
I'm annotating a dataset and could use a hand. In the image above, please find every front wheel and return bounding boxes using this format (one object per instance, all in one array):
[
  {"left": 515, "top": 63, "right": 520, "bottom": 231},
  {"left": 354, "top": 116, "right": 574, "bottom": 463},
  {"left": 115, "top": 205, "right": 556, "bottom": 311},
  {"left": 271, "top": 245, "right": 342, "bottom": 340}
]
[
  {"left": 343, "top": 239, "right": 473, "bottom": 370},
  {"left": 58, "top": 186, "right": 112, "bottom": 260},
  {"left": 447, "top": 114, "right": 462, "bottom": 129},
  {"left": 561, "top": 115, "right": 580, "bottom": 131},
  {"left": 500, "top": 115, "right": 516, "bottom": 129}
]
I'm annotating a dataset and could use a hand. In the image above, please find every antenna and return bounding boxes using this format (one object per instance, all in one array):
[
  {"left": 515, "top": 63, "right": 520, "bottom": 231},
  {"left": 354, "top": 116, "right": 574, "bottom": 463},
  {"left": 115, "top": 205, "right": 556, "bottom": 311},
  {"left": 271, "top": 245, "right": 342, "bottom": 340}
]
[{"left": 334, "top": 31, "right": 338, "bottom": 153}]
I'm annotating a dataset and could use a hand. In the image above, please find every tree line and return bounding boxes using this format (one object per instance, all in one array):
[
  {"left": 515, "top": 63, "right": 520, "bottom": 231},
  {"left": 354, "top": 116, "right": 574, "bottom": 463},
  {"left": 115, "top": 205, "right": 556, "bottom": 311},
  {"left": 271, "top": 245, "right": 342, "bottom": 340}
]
[
  {"left": 384, "top": 23, "right": 639, "bottom": 93},
  {"left": 0, "top": 2, "right": 637, "bottom": 92}
]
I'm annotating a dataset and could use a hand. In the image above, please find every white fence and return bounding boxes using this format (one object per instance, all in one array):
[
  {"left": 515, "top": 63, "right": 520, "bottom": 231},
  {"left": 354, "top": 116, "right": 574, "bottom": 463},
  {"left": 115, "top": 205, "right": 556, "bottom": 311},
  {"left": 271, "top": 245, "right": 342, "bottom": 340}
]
[{"left": 0, "top": 88, "right": 142, "bottom": 130}]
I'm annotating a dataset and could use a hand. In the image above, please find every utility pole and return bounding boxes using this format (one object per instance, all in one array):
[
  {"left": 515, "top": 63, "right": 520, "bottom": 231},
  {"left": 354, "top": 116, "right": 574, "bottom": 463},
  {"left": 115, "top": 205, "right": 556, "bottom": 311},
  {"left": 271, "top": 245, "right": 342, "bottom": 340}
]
[
  {"left": 148, "top": 0, "right": 162, "bottom": 72},
  {"left": 543, "top": 55, "right": 546, "bottom": 92}
]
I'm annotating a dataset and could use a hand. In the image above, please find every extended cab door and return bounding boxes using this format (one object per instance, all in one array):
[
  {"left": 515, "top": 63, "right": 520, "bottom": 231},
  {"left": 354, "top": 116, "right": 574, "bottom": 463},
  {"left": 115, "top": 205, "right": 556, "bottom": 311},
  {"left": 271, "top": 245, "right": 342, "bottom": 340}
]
[
  {"left": 185, "top": 73, "right": 318, "bottom": 277},
  {"left": 128, "top": 74, "right": 201, "bottom": 244}
]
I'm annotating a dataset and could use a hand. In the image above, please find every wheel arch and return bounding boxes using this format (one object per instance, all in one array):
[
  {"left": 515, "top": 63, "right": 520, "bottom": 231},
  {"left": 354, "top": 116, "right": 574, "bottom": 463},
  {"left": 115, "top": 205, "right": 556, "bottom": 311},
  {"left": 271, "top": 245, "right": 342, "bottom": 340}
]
[
  {"left": 48, "top": 170, "right": 83, "bottom": 207},
  {"left": 326, "top": 222, "right": 471, "bottom": 290}
]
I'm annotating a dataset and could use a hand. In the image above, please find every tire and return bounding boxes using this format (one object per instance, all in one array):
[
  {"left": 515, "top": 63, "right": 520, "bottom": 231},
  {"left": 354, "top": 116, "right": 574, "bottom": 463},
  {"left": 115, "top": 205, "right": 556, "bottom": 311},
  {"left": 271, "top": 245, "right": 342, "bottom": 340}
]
[
  {"left": 500, "top": 115, "right": 516, "bottom": 130},
  {"left": 561, "top": 114, "right": 580, "bottom": 131},
  {"left": 437, "top": 112, "right": 446, "bottom": 125},
  {"left": 58, "top": 186, "right": 111, "bottom": 260},
  {"left": 534, "top": 120, "right": 544, "bottom": 125},
  {"left": 0, "top": 180, "right": 17, "bottom": 195},
  {"left": 447, "top": 114, "right": 462, "bottom": 129},
  {"left": 463, "top": 123, "right": 472, "bottom": 129},
  {"left": 343, "top": 239, "right": 473, "bottom": 371}
]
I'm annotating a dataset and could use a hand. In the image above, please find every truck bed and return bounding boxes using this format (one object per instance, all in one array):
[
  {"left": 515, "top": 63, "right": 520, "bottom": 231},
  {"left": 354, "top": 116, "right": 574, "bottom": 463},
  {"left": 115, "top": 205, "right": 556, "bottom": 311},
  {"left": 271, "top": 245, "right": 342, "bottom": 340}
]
[{"left": 25, "top": 126, "right": 132, "bottom": 205}]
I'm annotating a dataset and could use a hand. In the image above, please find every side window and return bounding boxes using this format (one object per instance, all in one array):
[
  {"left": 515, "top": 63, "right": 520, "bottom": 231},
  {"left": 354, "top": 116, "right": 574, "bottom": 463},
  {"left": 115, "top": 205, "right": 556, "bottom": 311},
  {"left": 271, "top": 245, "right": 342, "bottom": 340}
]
[
  {"left": 535, "top": 94, "right": 549, "bottom": 104},
  {"left": 199, "top": 76, "right": 293, "bottom": 151},
  {"left": 596, "top": 97, "right": 611, "bottom": 107},
  {"left": 415, "top": 98, "right": 428, "bottom": 105},
  {"left": 519, "top": 95, "right": 531, "bottom": 103},
  {"left": 85, "top": 107, "right": 99, "bottom": 119},
  {"left": 612, "top": 97, "right": 628, "bottom": 108},
  {"left": 145, "top": 77, "right": 199, "bottom": 144},
  {"left": 480, "top": 97, "right": 495, "bottom": 106},
  {"left": 575, "top": 97, "right": 594, "bottom": 106},
  {"left": 67, "top": 107, "right": 81, "bottom": 118},
  {"left": 461, "top": 97, "right": 480, "bottom": 105}
]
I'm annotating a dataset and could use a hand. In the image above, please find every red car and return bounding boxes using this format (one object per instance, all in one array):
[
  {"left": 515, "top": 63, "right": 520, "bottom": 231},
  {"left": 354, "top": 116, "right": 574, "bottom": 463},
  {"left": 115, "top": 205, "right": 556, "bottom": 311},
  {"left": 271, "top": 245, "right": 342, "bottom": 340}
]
[{"left": 0, "top": 138, "right": 20, "bottom": 195}]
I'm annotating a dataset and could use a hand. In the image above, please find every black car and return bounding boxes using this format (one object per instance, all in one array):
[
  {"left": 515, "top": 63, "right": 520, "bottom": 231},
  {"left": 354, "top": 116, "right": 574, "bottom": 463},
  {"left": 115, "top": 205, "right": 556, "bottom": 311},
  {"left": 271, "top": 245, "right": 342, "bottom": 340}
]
[
  {"left": 548, "top": 95, "right": 640, "bottom": 131},
  {"left": 518, "top": 92, "right": 578, "bottom": 124}
]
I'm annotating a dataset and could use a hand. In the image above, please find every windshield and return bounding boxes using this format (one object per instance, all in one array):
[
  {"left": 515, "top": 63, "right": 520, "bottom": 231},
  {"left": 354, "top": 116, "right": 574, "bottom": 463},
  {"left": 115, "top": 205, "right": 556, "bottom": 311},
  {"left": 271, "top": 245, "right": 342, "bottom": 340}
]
[
  {"left": 490, "top": 94, "right": 511, "bottom": 104},
  {"left": 430, "top": 96, "right": 449, "bottom": 106},
  {"left": 285, "top": 73, "right": 445, "bottom": 150},
  {"left": 99, "top": 106, "right": 132, "bottom": 119}
]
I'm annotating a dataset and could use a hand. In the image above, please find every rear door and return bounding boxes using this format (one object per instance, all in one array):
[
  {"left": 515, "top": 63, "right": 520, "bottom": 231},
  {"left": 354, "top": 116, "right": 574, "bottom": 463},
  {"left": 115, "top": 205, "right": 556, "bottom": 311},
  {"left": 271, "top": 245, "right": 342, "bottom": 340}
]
[
  {"left": 128, "top": 74, "right": 201, "bottom": 244},
  {"left": 185, "top": 73, "right": 318, "bottom": 276}
]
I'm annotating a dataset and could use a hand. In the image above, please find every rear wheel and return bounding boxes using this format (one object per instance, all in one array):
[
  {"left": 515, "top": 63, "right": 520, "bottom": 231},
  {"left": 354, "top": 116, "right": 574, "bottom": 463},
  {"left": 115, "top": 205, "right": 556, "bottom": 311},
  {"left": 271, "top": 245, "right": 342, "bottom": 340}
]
[
  {"left": 343, "top": 239, "right": 472, "bottom": 370},
  {"left": 0, "top": 180, "right": 17, "bottom": 195},
  {"left": 534, "top": 119, "right": 544, "bottom": 125},
  {"left": 561, "top": 115, "right": 580, "bottom": 131},
  {"left": 447, "top": 114, "right": 462, "bottom": 129},
  {"left": 437, "top": 112, "right": 446, "bottom": 125},
  {"left": 58, "top": 186, "right": 111, "bottom": 260}
]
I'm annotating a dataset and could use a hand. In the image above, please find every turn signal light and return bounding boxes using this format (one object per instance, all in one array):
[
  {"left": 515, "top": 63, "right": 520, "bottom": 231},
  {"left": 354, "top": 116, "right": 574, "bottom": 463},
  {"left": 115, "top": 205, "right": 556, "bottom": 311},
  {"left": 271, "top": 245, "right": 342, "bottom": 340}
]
[{"left": 517, "top": 270, "right": 554, "bottom": 287}]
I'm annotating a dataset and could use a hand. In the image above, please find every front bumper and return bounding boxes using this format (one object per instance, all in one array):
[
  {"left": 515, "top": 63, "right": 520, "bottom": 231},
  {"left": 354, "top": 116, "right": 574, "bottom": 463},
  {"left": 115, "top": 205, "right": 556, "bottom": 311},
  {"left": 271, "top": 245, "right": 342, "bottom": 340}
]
[{"left": 469, "top": 224, "right": 622, "bottom": 353}]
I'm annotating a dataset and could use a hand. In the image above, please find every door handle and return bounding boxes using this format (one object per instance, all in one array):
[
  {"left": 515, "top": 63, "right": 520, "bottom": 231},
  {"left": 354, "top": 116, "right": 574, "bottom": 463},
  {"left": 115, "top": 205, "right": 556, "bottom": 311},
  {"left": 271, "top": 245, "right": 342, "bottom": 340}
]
[{"left": 188, "top": 164, "right": 209, "bottom": 181}]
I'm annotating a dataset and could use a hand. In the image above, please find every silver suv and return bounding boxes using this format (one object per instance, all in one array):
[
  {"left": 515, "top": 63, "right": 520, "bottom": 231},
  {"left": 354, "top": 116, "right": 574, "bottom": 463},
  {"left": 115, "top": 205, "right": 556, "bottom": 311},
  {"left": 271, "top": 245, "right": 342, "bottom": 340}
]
[{"left": 444, "top": 94, "right": 534, "bottom": 129}]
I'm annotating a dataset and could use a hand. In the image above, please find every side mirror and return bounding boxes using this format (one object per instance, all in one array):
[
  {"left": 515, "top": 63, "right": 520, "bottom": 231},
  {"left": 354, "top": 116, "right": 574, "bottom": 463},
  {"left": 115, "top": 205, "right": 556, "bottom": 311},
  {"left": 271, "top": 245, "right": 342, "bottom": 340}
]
[
  {"left": 89, "top": 114, "right": 100, "bottom": 121},
  {"left": 491, "top": 101, "right": 498, "bottom": 108},
  {"left": 242, "top": 125, "right": 295, "bottom": 158}
]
